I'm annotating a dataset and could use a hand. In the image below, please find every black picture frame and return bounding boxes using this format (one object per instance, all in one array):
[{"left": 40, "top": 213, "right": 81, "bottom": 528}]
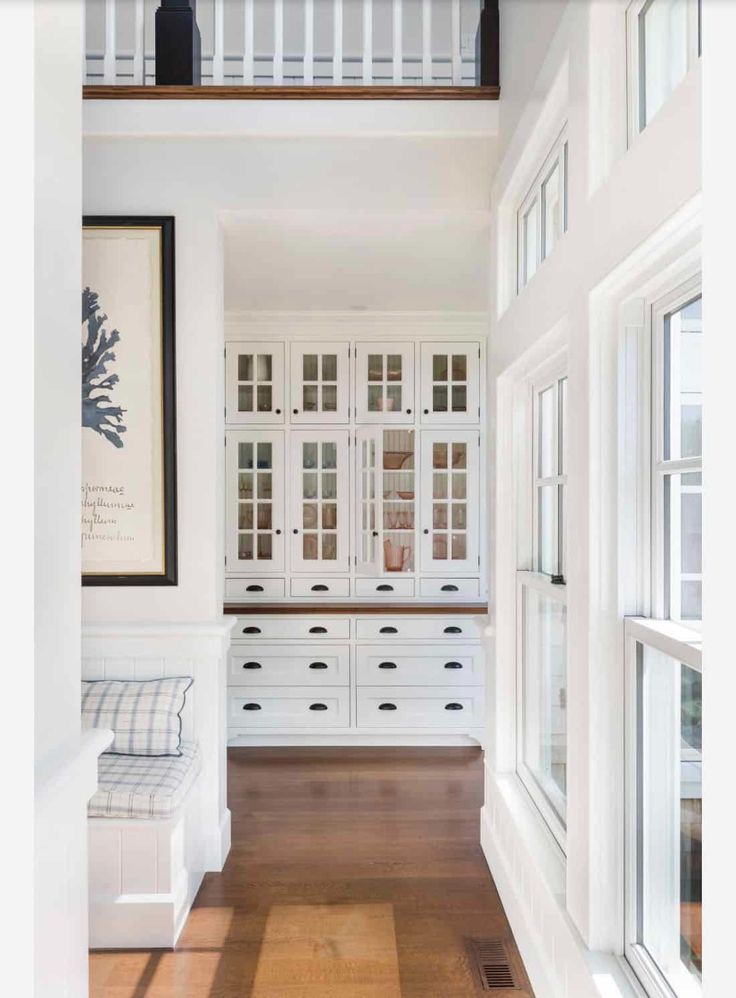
[{"left": 82, "top": 215, "right": 178, "bottom": 586}]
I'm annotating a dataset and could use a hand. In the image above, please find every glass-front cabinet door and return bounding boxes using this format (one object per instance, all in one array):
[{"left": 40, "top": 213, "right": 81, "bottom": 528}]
[
  {"left": 225, "top": 343, "right": 284, "bottom": 424},
  {"left": 420, "top": 430, "right": 479, "bottom": 573},
  {"left": 290, "top": 343, "right": 350, "bottom": 424},
  {"left": 356, "top": 427, "right": 380, "bottom": 574},
  {"left": 356, "top": 428, "right": 416, "bottom": 575},
  {"left": 290, "top": 431, "right": 350, "bottom": 573},
  {"left": 420, "top": 343, "right": 480, "bottom": 424},
  {"left": 226, "top": 430, "right": 285, "bottom": 572},
  {"left": 355, "top": 343, "right": 415, "bottom": 424}
]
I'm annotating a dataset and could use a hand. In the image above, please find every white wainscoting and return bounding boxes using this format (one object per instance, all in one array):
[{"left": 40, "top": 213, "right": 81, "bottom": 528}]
[{"left": 82, "top": 620, "right": 235, "bottom": 873}]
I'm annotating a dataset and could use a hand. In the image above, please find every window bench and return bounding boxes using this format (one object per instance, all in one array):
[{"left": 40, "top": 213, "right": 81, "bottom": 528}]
[{"left": 88, "top": 742, "right": 204, "bottom": 949}]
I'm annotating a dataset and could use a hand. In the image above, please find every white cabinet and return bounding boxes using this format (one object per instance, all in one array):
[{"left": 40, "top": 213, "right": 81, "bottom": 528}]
[
  {"left": 290, "top": 430, "right": 350, "bottom": 573},
  {"left": 420, "top": 430, "right": 480, "bottom": 574},
  {"left": 226, "top": 430, "right": 285, "bottom": 573},
  {"left": 290, "top": 343, "right": 350, "bottom": 423},
  {"left": 355, "top": 343, "right": 414, "bottom": 423},
  {"left": 225, "top": 342, "right": 284, "bottom": 424},
  {"left": 420, "top": 343, "right": 480, "bottom": 424}
]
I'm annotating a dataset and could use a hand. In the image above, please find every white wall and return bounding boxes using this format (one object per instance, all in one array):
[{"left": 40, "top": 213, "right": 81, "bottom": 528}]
[{"left": 483, "top": 1, "right": 701, "bottom": 994}]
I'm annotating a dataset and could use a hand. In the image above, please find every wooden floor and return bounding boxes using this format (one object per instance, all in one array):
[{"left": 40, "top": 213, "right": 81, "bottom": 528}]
[{"left": 90, "top": 747, "right": 532, "bottom": 997}]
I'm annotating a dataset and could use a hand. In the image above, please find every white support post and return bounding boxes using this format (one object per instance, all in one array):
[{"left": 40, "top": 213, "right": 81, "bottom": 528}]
[
  {"left": 392, "top": 0, "right": 402, "bottom": 85},
  {"left": 103, "top": 0, "right": 116, "bottom": 84},
  {"left": 273, "top": 0, "right": 284, "bottom": 85},
  {"left": 212, "top": 0, "right": 224, "bottom": 84},
  {"left": 451, "top": 0, "right": 461, "bottom": 85},
  {"left": 333, "top": 0, "right": 343, "bottom": 84},
  {"left": 132, "top": 0, "right": 145, "bottom": 85},
  {"left": 421, "top": 0, "right": 432, "bottom": 85},
  {"left": 304, "top": 0, "right": 314, "bottom": 85},
  {"left": 362, "top": 0, "right": 373, "bottom": 86},
  {"left": 243, "top": 0, "right": 254, "bottom": 84}
]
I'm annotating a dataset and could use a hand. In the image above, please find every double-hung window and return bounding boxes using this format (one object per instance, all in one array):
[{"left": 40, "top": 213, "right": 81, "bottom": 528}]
[
  {"left": 627, "top": 0, "right": 701, "bottom": 139},
  {"left": 517, "top": 129, "right": 568, "bottom": 292},
  {"left": 517, "top": 367, "right": 568, "bottom": 847},
  {"left": 625, "top": 279, "right": 702, "bottom": 998}
]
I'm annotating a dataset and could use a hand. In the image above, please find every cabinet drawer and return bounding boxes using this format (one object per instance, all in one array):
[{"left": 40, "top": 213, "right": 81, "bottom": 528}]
[
  {"left": 225, "top": 578, "right": 285, "bottom": 601},
  {"left": 229, "top": 687, "right": 349, "bottom": 728},
  {"left": 355, "top": 616, "right": 482, "bottom": 642},
  {"left": 354, "top": 578, "right": 415, "bottom": 598},
  {"left": 232, "top": 616, "right": 351, "bottom": 641},
  {"left": 229, "top": 646, "right": 349, "bottom": 687},
  {"left": 290, "top": 578, "right": 351, "bottom": 598},
  {"left": 419, "top": 578, "right": 480, "bottom": 599},
  {"left": 356, "top": 645, "right": 483, "bottom": 687},
  {"left": 356, "top": 688, "right": 483, "bottom": 729}
]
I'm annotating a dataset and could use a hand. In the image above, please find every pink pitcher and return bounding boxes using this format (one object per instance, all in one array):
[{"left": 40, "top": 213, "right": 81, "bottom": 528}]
[{"left": 384, "top": 539, "right": 411, "bottom": 572}]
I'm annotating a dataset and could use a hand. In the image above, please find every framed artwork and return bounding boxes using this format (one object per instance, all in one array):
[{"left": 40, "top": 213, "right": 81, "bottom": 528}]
[{"left": 81, "top": 216, "right": 177, "bottom": 586}]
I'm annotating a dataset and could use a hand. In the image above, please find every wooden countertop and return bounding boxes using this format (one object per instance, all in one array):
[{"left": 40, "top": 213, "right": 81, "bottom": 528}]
[{"left": 224, "top": 603, "right": 488, "bottom": 615}]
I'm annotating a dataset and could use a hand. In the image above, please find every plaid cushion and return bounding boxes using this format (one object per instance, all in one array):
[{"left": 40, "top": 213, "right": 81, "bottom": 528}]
[
  {"left": 88, "top": 741, "right": 201, "bottom": 819},
  {"left": 81, "top": 677, "right": 193, "bottom": 756}
]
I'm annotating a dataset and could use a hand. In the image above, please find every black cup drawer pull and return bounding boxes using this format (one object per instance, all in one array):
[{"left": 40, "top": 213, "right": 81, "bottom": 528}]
[
  {"left": 242, "top": 661, "right": 262, "bottom": 670},
  {"left": 379, "top": 626, "right": 398, "bottom": 634},
  {"left": 378, "top": 662, "right": 397, "bottom": 669},
  {"left": 309, "top": 662, "right": 328, "bottom": 670},
  {"left": 444, "top": 661, "right": 463, "bottom": 670},
  {"left": 242, "top": 703, "right": 261, "bottom": 711},
  {"left": 441, "top": 584, "right": 459, "bottom": 592},
  {"left": 309, "top": 703, "right": 328, "bottom": 711},
  {"left": 445, "top": 702, "right": 464, "bottom": 711},
  {"left": 309, "top": 625, "right": 327, "bottom": 634},
  {"left": 242, "top": 626, "right": 261, "bottom": 634},
  {"left": 443, "top": 626, "right": 462, "bottom": 634},
  {"left": 376, "top": 584, "right": 394, "bottom": 592},
  {"left": 378, "top": 703, "right": 397, "bottom": 711},
  {"left": 311, "top": 584, "right": 329, "bottom": 592},
  {"left": 246, "top": 584, "right": 264, "bottom": 593}
]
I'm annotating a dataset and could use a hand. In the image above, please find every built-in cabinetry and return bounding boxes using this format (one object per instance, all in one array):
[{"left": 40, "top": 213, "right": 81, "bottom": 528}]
[{"left": 223, "top": 322, "right": 488, "bottom": 745}]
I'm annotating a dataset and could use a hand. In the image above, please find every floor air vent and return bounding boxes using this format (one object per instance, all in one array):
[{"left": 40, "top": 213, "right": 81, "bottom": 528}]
[{"left": 469, "top": 938, "right": 519, "bottom": 992}]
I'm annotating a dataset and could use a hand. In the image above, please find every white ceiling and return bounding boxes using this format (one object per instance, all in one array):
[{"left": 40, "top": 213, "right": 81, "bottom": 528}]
[{"left": 222, "top": 211, "right": 491, "bottom": 313}]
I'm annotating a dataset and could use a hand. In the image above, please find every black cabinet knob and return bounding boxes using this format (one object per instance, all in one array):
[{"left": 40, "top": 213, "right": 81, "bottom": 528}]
[
  {"left": 444, "top": 626, "right": 462, "bottom": 634},
  {"left": 376, "top": 584, "right": 393, "bottom": 592},
  {"left": 445, "top": 703, "right": 464, "bottom": 711},
  {"left": 444, "top": 661, "right": 463, "bottom": 670},
  {"left": 242, "top": 661, "right": 262, "bottom": 670},
  {"left": 406, "top": 408, "right": 412, "bottom": 414},
  {"left": 379, "top": 626, "right": 398, "bottom": 634},
  {"left": 293, "top": 408, "right": 299, "bottom": 414},
  {"left": 309, "top": 703, "right": 328, "bottom": 711},
  {"left": 246, "top": 584, "right": 264, "bottom": 592},
  {"left": 378, "top": 662, "right": 397, "bottom": 669},
  {"left": 441, "top": 584, "right": 459, "bottom": 592},
  {"left": 275, "top": 408, "right": 282, "bottom": 414},
  {"left": 311, "top": 584, "right": 328, "bottom": 592},
  {"left": 275, "top": 529, "right": 282, "bottom": 535},
  {"left": 372, "top": 531, "right": 379, "bottom": 537},
  {"left": 423, "top": 529, "right": 429, "bottom": 535},
  {"left": 378, "top": 703, "right": 397, "bottom": 711},
  {"left": 293, "top": 528, "right": 299, "bottom": 534},
  {"left": 242, "top": 626, "right": 261, "bottom": 634},
  {"left": 423, "top": 408, "right": 429, "bottom": 414},
  {"left": 309, "top": 662, "right": 328, "bottom": 670},
  {"left": 309, "top": 626, "right": 327, "bottom": 634},
  {"left": 242, "top": 703, "right": 261, "bottom": 711}
]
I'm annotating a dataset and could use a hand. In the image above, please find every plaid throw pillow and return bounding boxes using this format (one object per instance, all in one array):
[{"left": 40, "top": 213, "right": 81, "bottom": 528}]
[{"left": 82, "top": 677, "right": 193, "bottom": 757}]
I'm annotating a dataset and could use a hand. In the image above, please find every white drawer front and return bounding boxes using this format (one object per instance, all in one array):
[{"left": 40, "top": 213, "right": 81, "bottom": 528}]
[
  {"left": 290, "top": 578, "right": 351, "bottom": 598},
  {"left": 225, "top": 578, "right": 285, "bottom": 600},
  {"left": 355, "top": 616, "right": 482, "bottom": 642},
  {"left": 354, "top": 578, "right": 415, "bottom": 598},
  {"left": 356, "top": 645, "right": 483, "bottom": 687},
  {"left": 232, "top": 616, "right": 351, "bottom": 641},
  {"left": 419, "top": 578, "right": 480, "bottom": 599},
  {"left": 229, "top": 687, "right": 349, "bottom": 728},
  {"left": 230, "top": 645, "right": 350, "bottom": 687},
  {"left": 356, "top": 688, "right": 483, "bottom": 729}
]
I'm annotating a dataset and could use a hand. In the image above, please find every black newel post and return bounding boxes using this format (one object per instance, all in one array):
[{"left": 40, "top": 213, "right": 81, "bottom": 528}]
[
  {"left": 155, "top": 0, "right": 202, "bottom": 85},
  {"left": 476, "top": 0, "right": 500, "bottom": 89}
]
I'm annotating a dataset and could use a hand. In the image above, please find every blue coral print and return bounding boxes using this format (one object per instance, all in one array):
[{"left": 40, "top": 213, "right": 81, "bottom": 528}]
[{"left": 82, "top": 287, "right": 127, "bottom": 448}]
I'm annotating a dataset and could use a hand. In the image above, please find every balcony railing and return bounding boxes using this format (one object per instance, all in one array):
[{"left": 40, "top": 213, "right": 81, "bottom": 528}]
[{"left": 84, "top": 0, "right": 498, "bottom": 95}]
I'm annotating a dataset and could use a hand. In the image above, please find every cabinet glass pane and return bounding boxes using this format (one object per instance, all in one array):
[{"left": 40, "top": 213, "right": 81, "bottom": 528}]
[
  {"left": 368, "top": 385, "right": 382, "bottom": 412},
  {"left": 451, "top": 443, "right": 466, "bottom": 469},
  {"left": 256, "top": 385, "right": 272, "bottom": 412},
  {"left": 322, "top": 473, "right": 337, "bottom": 499},
  {"left": 238, "top": 534, "right": 253, "bottom": 560},
  {"left": 322, "top": 355, "right": 337, "bottom": 382},
  {"left": 433, "top": 473, "right": 448, "bottom": 499},
  {"left": 256, "top": 355, "right": 272, "bottom": 381},
  {"left": 257, "top": 442, "right": 272, "bottom": 468},
  {"left": 257, "top": 535, "right": 272, "bottom": 560},
  {"left": 238, "top": 506, "right": 253, "bottom": 529},
  {"left": 433, "top": 443, "right": 448, "bottom": 468},
  {"left": 257, "top": 505, "right": 272, "bottom": 529},
  {"left": 433, "top": 355, "right": 448, "bottom": 382},
  {"left": 452, "top": 534, "right": 466, "bottom": 560},
  {"left": 322, "top": 442, "right": 337, "bottom": 469},
  {"left": 386, "top": 385, "right": 402, "bottom": 411},
  {"left": 322, "top": 385, "right": 337, "bottom": 412},
  {"left": 257, "top": 474, "right": 272, "bottom": 499},
  {"left": 238, "top": 442, "right": 254, "bottom": 468},
  {"left": 322, "top": 503, "right": 337, "bottom": 528},
  {"left": 303, "top": 385, "right": 319, "bottom": 412},
  {"left": 452, "top": 386, "right": 467, "bottom": 412},
  {"left": 303, "top": 473, "right": 317, "bottom": 498},
  {"left": 451, "top": 355, "right": 467, "bottom": 381},
  {"left": 433, "top": 385, "right": 448, "bottom": 412},
  {"left": 451, "top": 474, "right": 466, "bottom": 500},
  {"left": 381, "top": 429, "right": 415, "bottom": 572},
  {"left": 433, "top": 534, "right": 448, "bottom": 559},
  {"left": 387, "top": 355, "right": 402, "bottom": 381},
  {"left": 238, "top": 355, "right": 253, "bottom": 381},
  {"left": 368, "top": 354, "right": 383, "bottom": 381},
  {"left": 303, "top": 355, "right": 318, "bottom": 381},
  {"left": 238, "top": 385, "right": 253, "bottom": 412},
  {"left": 238, "top": 473, "right": 253, "bottom": 498},
  {"left": 303, "top": 503, "right": 318, "bottom": 529},
  {"left": 322, "top": 534, "right": 337, "bottom": 560},
  {"left": 303, "top": 534, "right": 318, "bottom": 560}
]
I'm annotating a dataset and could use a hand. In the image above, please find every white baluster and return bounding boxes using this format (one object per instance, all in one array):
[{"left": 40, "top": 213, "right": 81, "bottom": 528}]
[
  {"left": 274, "top": 0, "right": 284, "bottom": 85},
  {"left": 213, "top": 0, "right": 224, "bottom": 84},
  {"left": 103, "top": 0, "right": 116, "bottom": 84},
  {"left": 333, "top": 0, "right": 343, "bottom": 84},
  {"left": 451, "top": 0, "right": 461, "bottom": 85},
  {"left": 132, "top": 0, "right": 145, "bottom": 85},
  {"left": 304, "top": 0, "right": 314, "bottom": 85},
  {"left": 243, "top": 0, "right": 254, "bottom": 84},
  {"left": 362, "top": 0, "right": 372, "bottom": 85},
  {"left": 421, "top": 0, "right": 432, "bottom": 85},
  {"left": 392, "top": 0, "right": 402, "bottom": 85}
]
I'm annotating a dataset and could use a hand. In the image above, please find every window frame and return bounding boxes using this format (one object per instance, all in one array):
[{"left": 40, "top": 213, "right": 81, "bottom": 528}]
[
  {"left": 516, "top": 126, "right": 569, "bottom": 293},
  {"left": 626, "top": 0, "right": 701, "bottom": 143},
  {"left": 532, "top": 371, "right": 568, "bottom": 582}
]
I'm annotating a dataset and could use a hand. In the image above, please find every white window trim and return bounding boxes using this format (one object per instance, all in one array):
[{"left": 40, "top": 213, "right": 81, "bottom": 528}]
[
  {"left": 516, "top": 125, "right": 568, "bottom": 293},
  {"left": 624, "top": 616, "right": 702, "bottom": 998},
  {"left": 532, "top": 370, "right": 568, "bottom": 581},
  {"left": 626, "top": 0, "right": 701, "bottom": 144}
]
